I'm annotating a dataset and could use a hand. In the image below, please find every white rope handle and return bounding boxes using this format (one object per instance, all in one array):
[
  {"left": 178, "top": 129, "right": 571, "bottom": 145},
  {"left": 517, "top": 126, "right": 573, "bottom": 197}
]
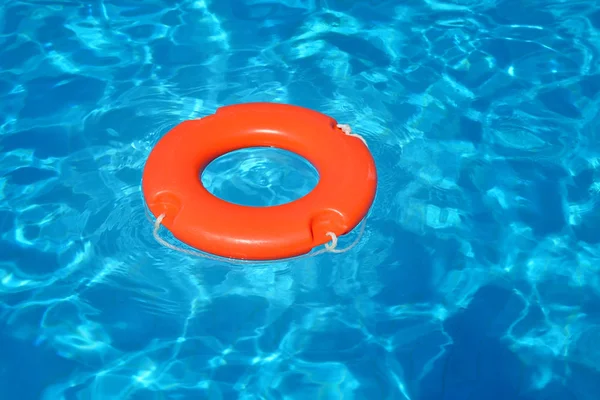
[
  {"left": 149, "top": 122, "right": 370, "bottom": 262},
  {"left": 337, "top": 123, "right": 368, "bottom": 147}
]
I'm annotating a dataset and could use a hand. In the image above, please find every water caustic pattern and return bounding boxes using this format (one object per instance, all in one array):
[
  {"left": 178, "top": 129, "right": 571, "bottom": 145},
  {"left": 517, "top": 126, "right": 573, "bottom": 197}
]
[{"left": 1, "top": 0, "right": 600, "bottom": 398}]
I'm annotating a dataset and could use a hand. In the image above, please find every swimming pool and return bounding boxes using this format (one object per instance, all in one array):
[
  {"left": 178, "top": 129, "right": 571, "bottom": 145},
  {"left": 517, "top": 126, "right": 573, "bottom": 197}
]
[{"left": 1, "top": 0, "right": 600, "bottom": 398}]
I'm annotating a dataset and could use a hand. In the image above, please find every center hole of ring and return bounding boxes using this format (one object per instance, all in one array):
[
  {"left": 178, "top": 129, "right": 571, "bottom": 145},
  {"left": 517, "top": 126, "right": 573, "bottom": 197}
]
[{"left": 200, "top": 147, "right": 320, "bottom": 207}]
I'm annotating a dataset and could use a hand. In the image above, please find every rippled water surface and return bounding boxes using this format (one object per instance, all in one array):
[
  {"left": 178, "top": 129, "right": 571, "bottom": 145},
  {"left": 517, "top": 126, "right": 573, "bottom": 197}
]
[{"left": 2, "top": 0, "right": 600, "bottom": 399}]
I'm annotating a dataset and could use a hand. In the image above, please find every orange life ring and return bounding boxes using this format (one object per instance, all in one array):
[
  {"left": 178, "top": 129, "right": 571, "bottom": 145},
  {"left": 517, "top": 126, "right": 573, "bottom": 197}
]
[{"left": 142, "top": 102, "right": 377, "bottom": 261}]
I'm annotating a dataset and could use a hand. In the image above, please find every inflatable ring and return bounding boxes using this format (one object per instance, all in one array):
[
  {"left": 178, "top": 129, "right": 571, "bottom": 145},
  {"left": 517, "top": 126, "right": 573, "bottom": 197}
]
[{"left": 142, "top": 102, "right": 377, "bottom": 261}]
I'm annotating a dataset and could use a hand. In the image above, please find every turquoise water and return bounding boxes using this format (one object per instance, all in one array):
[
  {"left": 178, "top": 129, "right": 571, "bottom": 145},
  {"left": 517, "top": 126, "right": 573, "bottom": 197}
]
[{"left": 2, "top": 0, "right": 600, "bottom": 399}]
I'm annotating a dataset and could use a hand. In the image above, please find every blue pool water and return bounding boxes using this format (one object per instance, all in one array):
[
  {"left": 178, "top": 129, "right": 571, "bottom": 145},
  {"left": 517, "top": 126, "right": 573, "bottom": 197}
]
[{"left": 2, "top": 0, "right": 600, "bottom": 399}]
